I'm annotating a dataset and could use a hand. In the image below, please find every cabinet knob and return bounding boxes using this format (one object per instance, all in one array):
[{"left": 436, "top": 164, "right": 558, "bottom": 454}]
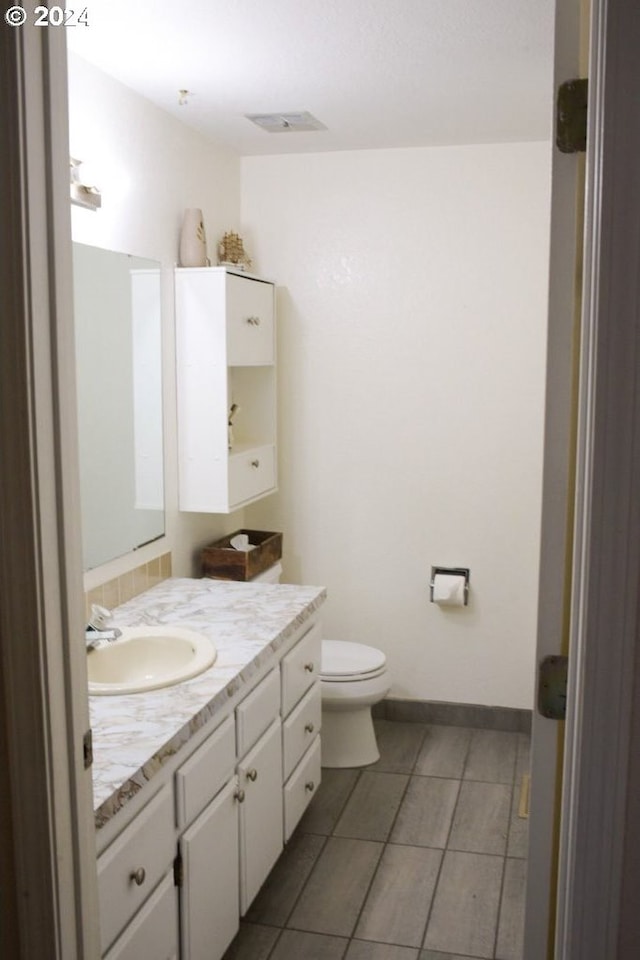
[
  {"left": 304, "top": 722, "right": 315, "bottom": 734},
  {"left": 246, "top": 315, "right": 261, "bottom": 326},
  {"left": 304, "top": 662, "right": 315, "bottom": 673},
  {"left": 246, "top": 768, "right": 258, "bottom": 782},
  {"left": 130, "top": 867, "right": 146, "bottom": 886},
  {"left": 234, "top": 788, "right": 246, "bottom": 803},
  {"left": 305, "top": 781, "right": 315, "bottom": 793},
  {"left": 250, "top": 459, "right": 260, "bottom": 468}
]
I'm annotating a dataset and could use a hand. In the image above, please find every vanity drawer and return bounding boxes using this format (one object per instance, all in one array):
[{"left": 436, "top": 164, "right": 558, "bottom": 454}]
[
  {"left": 281, "top": 622, "right": 322, "bottom": 715},
  {"left": 175, "top": 714, "right": 236, "bottom": 829},
  {"left": 226, "top": 274, "right": 274, "bottom": 365},
  {"left": 98, "top": 785, "right": 175, "bottom": 954},
  {"left": 228, "top": 444, "right": 276, "bottom": 508},
  {"left": 283, "top": 735, "right": 321, "bottom": 842},
  {"left": 282, "top": 683, "right": 322, "bottom": 781},
  {"left": 103, "top": 871, "right": 178, "bottom": 960},
  {"left": 236, "top": 668, "right": 280, "bottom": 756}
]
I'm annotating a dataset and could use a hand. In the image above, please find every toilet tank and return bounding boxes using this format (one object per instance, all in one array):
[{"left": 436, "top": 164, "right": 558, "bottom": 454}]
[{"left": 250, "top": 562, "right": 283, "bottom": 584}]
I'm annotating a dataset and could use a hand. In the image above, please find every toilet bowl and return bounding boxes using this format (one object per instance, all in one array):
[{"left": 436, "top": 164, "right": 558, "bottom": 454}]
[{"left": 320, "top": 640, "right": 390, "bottom": 768}]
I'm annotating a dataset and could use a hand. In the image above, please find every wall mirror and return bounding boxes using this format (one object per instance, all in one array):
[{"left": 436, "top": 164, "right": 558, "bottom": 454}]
[{"left": 73, "top": 242, "right": 165, "bottom": 571}]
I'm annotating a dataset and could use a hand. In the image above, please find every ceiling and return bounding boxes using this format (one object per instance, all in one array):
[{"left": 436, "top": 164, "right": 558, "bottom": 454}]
[{"left": 66, "top": 0, "right": 555, "bottom": 156}]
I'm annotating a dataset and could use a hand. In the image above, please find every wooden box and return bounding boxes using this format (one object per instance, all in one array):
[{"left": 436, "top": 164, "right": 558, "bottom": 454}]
[{"left": 201, "top": 529, "right": 283, "bottom": 581}]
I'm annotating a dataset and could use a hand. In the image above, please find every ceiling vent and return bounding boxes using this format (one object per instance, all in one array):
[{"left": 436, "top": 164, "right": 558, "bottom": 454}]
[{"left": 245, "top": 111, "right": 326, "bottom": 133}]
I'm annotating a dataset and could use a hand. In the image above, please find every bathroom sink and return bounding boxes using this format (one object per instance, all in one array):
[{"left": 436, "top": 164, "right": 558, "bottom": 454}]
[{"left": 87, "top": 626, "right": 217, "bottom": 695}]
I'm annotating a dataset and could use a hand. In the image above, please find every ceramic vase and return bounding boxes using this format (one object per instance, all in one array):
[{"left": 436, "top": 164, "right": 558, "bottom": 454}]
[{"left": 179, "top": 208, "right": 208, "bottom": 267}]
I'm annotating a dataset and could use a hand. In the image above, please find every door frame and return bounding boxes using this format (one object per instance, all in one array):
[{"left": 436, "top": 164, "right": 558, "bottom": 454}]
[
  {"left": 556, "top": 0, "right": 640, "bottom": 955},
  {"left": 528, "top": 0, "right": 640, "bottom": 956},
  {"left": 525, "top": 0, "right": 586, "bottom": 949},
  {"left": 0, "top": 23, "right": 99, "bottom": 959}
]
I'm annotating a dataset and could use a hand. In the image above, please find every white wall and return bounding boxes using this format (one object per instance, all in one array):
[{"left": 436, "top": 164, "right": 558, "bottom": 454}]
[
  {"left": 68, "top": 56, "right": 551, "bottom": 707},
  {"left": 68, "top": 54, "right": 244, "bottom": 579},
  {"left": 242, "top": 143, "right": 551, "bottom": 708}
]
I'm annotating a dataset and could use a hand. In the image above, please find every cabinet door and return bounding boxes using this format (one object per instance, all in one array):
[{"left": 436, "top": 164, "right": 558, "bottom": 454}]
[
  {"left": 237, "top": 718, "right": 283, "bottom": 914},
  {"left": 103, "top": 872, "right": 178, "bottom": 960},
  {"left": 228, "top": 444, "right": 276, "bottom": 510},
  {"left": 180, "top": 777, "right": 240, "bottom": 960},
  {"left": 226, "top": 274, "right": 274, "bottom": 364}
]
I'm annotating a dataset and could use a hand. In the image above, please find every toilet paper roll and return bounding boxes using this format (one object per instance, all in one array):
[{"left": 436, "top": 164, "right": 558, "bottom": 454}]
[{"left": 432, "top": 573, "right": 467, "bottom": 607}]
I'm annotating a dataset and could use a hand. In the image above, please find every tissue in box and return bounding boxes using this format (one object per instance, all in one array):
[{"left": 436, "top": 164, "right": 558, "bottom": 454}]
[{"left": 201, "top": 529, "right": 283, "bottom": 581}]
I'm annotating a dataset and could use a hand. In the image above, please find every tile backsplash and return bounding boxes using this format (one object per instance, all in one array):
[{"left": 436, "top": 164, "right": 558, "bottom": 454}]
[{"left": 85, "top": 553, "right": 172, "bottom": 621}]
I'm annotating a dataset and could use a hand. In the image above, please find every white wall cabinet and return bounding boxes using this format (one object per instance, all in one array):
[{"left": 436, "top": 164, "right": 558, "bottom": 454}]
[
  {"left": 97, "top": 616, "right": 322, "bottom": 960},
  {"left": 175, "top": 267, "right": 277, "bottom": 513}
]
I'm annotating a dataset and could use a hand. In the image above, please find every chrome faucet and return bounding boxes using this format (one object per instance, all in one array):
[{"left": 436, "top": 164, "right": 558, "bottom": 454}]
[{"left": 85, "top": 604, "right": 122, "bottom": 650}]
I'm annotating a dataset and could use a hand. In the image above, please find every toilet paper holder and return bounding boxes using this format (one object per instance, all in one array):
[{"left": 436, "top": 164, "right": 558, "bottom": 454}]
[{"left": 429, "top": 566, "right": 470, "bottom": 606}]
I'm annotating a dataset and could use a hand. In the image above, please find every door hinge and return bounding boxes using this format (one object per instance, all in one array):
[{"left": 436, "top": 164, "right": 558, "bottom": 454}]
[
  {"left": 173, "top": 850, "right": 184, "bottom": 888},
  {"left": 556, "top": 78, "right": 588, "bottom": 153},
  {"left": 83, "top": 729, "right": 93, "bottom": 769},
  {"left": 537, "top": 655, "right": 568, "bottom": 720}
]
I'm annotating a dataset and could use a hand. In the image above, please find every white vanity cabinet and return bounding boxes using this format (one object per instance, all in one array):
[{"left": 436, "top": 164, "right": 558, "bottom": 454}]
[
  {"left": 96, "top": 615, "right": 322, "bottom": 960},
  {"left": 280, "top": 622, "right": 323, "bottom": 841},
  {"left": 175, "top": 267, "right": 277, "bottom": 514},
  {"left": 97, "top": 785, "right": 177, "bottom": 957}
]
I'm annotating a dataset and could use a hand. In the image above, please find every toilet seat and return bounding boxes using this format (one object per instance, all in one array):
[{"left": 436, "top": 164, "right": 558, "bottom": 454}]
[{"left": 320, "top": 640, "right": 387, "bottom": 683}]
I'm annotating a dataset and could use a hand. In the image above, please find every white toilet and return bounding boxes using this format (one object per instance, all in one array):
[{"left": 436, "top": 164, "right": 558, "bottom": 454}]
[
  {"left": 320, "top": 640, "right": 390, "bottom": 768},
  {"left": 250, "top": 561, "right": 283, "bottom": 584}
]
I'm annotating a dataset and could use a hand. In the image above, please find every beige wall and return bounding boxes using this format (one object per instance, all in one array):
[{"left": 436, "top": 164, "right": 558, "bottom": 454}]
[{"left": 242, "top": 143, "right": 551, "bottom": 707}]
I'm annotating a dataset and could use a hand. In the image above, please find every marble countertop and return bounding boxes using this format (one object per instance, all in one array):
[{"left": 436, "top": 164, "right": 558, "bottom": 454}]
[{"left": 90, "top": 577, "right": 326, "bottom": 829}]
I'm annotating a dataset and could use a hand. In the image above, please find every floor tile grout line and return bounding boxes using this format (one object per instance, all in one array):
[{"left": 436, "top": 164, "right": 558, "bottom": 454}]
[
  {"left": 491, "top": 852, "right": 509, "bottom": 959},
  {"left": 492, "top": 739, "right": 528, "bottom": 958},
  {"left": 261, "top": 924, "right": 352, "bottom": 960},
  {"left": 458, "top": 725, "right": 476, "bottom": 781},
  {"left": 325, "top": 737, "right": 426, "bottom": 950},
  {"left": 277, "top": 829, "right": 330, "bottom": 931},
  {"left": 262, "top": 924, "right": 284, "bottom": 960},
  {"left": 329, "top": 767, "right": 365, "bottom": 836},
  {"left": 340, "top": 788, "right": 407, "bottom": 943},
  {"left": 422, "top": 730, "right": 519, "bottom": 955},
  {"left": 410, "top": 771, "right": 517, "bottom": 785},
  {"left": 507, "top": 770, "right": 519, "bottom": 859},
  {"left": 275, "top": 765, "right": 365, "bottom": 936},
  {"left": 420, "top": 773, "right": 463, "bottom": 952},
  {"left": 337, "top": 725, "right": 430, "bottom": 945}
]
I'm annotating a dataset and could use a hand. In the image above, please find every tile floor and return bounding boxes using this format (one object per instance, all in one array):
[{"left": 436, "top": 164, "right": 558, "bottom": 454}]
[{"left": 224, "top": 719, "right": 530, "bottom": 960}]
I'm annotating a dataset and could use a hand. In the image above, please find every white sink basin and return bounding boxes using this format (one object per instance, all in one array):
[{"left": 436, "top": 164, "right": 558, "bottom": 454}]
[{"left": 87, "top": 626, "right": 217, "bottom": 696}]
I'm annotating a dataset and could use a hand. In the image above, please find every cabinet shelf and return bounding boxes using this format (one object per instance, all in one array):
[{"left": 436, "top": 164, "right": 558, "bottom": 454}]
[{"left": 175, "top": 267, "right": 277, "bottom": 513}]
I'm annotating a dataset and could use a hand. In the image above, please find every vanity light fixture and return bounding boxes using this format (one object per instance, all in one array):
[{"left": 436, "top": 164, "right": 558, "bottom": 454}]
[{"left": 70, "top": 157, "right": 102, "bottom": 211}]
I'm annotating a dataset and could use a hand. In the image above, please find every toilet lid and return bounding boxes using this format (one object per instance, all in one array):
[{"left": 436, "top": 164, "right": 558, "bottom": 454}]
[{"left": 320, "top": 640, "right": 387, "bottom": 679}]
